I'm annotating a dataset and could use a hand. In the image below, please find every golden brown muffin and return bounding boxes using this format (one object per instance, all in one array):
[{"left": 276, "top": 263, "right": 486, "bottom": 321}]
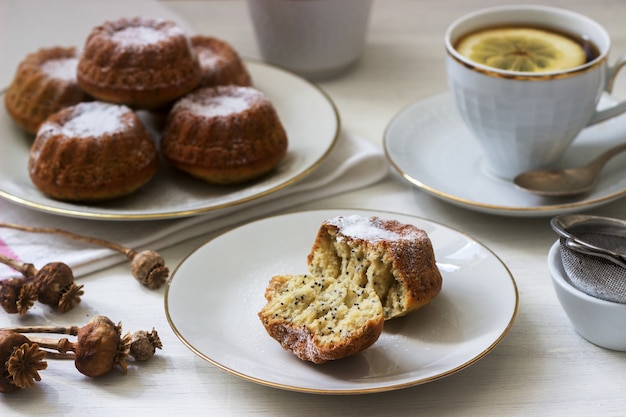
[
  {"left": 190, "top": 35, "right": 252, "bottom": 88},
  {"left": 77, "top": 17, "right": 201, "bottom": 108},
  {"left": 259, "top": 274, "right": 384, "bottom": 364},
  {"left": 308, "top": 215, "right": 443, "bottom": 320},
  {"left": 28, "top": 101, "right": 158, "bottom": 202},
  {"left": 161, "top": 85, "right": 288, "bottom": 184},
  {"left": 4, "top": 46, "right": 90, "bottom": 135}
]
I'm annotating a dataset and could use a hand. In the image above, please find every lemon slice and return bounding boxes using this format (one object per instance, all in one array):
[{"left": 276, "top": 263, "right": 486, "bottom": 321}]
[{"left": 455, "top": 28, "right": 586, "bottom": 72}]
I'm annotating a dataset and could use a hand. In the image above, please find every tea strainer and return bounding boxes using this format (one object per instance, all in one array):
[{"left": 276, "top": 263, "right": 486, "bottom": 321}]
[{"left": 550, "top": 214, "right": 626, "bottom": 304}]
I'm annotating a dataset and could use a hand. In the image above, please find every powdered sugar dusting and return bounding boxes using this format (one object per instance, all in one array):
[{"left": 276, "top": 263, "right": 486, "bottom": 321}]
[
  {"left": 328, "top": 215, "right": 407, "bottom": 242},
  {"left": 40, "top": 57, "right": 78, "bottom": 81},
  {"left": 111, "top": 25, "right": 176, "bottom": 47},
  {"left": 198, "top": 50, "right": 221, "bottom": 68},
  {"left": 180, "top": 87, "right": 263, "bottom": 117},
  {"left": 53, "top": 102, "right": 130, "bottom": 138},
  {"left": 186, "top": 96, "right": 251, "bottom": 117}
]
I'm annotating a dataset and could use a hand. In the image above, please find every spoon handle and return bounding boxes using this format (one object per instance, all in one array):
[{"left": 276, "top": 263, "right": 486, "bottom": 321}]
[{"left": 587, "top": 141, "right": 626, "bottom": 172}]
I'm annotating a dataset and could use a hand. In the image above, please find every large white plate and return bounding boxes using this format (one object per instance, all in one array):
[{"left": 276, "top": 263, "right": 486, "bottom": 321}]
[
  {"left": 0, "top": 61, "right": 339, "bottom": 220},
  {"left": 165, "top": 209, "right": 518, "bottom": 394},
  {"left": 384, "top": 92, "right": 626, "bottom": 217}
]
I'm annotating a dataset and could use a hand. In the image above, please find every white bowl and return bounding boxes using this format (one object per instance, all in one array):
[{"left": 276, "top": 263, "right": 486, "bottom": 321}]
[{"left": 548, "top": 240, "right": 626, "bottom": 351}]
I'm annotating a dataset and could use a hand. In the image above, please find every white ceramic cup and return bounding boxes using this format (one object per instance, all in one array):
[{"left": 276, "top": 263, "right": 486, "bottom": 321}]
[
  {"left": 246, "top": 0, "right": 372, "bottom": 79},
  {"left": 445, "top": 5, "right": 626, "bottom": 179}
]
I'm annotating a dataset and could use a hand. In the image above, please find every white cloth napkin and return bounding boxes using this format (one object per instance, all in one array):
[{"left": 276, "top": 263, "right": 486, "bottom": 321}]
[{"left": 0, "top": 130, "right": 388, "bottom": 278}]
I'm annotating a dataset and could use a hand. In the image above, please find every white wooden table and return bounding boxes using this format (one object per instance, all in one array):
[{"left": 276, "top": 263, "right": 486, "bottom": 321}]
[{"left": 2, "top": 0, "right": 626, "bottom": 415}]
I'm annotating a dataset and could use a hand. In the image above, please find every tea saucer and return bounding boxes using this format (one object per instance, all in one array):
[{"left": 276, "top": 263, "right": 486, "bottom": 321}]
[{"left": 384, "top": 92, "right": 626, "bottom": 217}]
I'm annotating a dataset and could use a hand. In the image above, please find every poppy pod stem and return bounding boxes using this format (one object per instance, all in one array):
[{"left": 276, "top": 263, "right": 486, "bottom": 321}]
[
  {"left": 0, "top": 223, "right": 169, "bottom": 289},
  {"left": 0, "top": 325, "right": 81, "bottom": 335},
  {"left": 0, "top": 223, "right": 129, "bottom": 254},
  {"left": 0, "top": 253, "right": 37, "bottom": 278}
]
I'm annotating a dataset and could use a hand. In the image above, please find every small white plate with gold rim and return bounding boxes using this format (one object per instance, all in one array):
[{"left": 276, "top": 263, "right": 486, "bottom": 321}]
[
  {"left": 0, "top": 61, "right": 339, "bottom": 220},
  {"left": 384, "top": 92, "right": 626, "bottom": 217},
  {"left": 165, "top": 208, "right": 518, "bottom": 394}
]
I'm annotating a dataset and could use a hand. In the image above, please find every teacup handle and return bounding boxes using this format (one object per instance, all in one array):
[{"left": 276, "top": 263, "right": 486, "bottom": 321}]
[{"left": 589, "top": 54, "right": 626, "bottom": 125}]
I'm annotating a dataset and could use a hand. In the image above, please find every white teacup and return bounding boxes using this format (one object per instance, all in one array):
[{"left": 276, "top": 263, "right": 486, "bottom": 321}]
[
  {"left": 246, "top": 0, "right": 372, "bottom": 80},
  {"left": 445, "top": 5, "right": 626, "bottom": 179}
]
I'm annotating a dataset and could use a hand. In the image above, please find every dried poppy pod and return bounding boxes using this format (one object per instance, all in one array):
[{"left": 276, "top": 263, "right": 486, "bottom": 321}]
[
  {"left": 129, "top": 328, "right": 162, "bottom": 361},
  {"left": 74, "top": 316, "right": 130, "bottom": 377},
  {"left": 0, "top": 330, "right": 47, "bottom": 393},
  {"left": 130, "top": 250, "right": 169, "bottom": 289},
  {"left": 2, "top": 315, "right": 161, "bottom": 378},
  {"left": 0, "top": 255, "right": 84, "bottom": 314},
  {"left": 32, "top": 262, "right": 84, "bottom": 313},
  {"left": 0, "top": 277, "right": 37, "bottom": 315}
]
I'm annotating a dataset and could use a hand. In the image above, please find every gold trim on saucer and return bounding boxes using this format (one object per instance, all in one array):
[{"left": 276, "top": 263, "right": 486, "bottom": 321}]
[{"left": 383, "top": 92, "right": 626, "bottom": 217}]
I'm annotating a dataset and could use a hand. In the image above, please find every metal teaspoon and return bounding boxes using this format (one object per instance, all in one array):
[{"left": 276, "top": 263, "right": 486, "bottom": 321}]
[{"left": 513, "top": 141, "right": 626, "bottom": 197}]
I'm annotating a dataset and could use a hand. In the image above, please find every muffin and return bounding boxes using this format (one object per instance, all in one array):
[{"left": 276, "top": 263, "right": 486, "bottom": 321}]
[
  {"left": 161, "top": 85, "right": 288, "bottom": 184},
  {"left": 259, "top": 215, "right": 443, "bottom": 363},
  {"left": 308, "top": 215, "right": 443, "bottom": 320},
  {"left": 77, "top": 17, "right": 202, "bottom": 108},
  {"left": 5, "top": 46, "right": 90, "bottom": 134},
  {"left": 191, "top": 35, "right": 252, "bottom": 88},
  {"left": 259, "top": 273, "right": 383, "bottom": 364},
  {"left": 28, "top": 101, "right": 158, "bottom": 201}
]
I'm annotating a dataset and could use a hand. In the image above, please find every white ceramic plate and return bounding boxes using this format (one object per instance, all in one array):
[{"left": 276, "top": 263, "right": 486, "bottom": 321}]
[
  {"left": 0, "top": 61, "right": 339, "bottom": 220},
  {"left": 165, "top": 209, "right": 518, "bottom": 394},
  {"left": 384, "top": 92, "right": 626, "bottom": 217}
]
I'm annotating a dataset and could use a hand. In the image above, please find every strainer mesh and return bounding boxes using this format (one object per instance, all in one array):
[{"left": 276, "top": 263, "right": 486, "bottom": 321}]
[{"left": 559, "top": 237, "right": 626, "bottom": 304}]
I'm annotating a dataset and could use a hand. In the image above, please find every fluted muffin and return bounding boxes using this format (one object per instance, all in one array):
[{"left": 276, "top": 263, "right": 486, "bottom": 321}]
[
  {"left": 5, "top": 46, "right": 90, "bottom": 134},
  {"left": 77, "top": 17, "right": 202, "bottom": 108},
  {"left": 28, "top": 101, "right": 158, "bottom": 201},
  {"left": 308, "top": 215, "right": 443, "bottom": 320},
  {"left": 161, "top": 85, "right": 288, "bottom": 184},
  {"left": 190, "top": 35, "right": 252, "bottom": 88},
  {"left": 259, "top": 215, "right": 443, "bottom": 363}
]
